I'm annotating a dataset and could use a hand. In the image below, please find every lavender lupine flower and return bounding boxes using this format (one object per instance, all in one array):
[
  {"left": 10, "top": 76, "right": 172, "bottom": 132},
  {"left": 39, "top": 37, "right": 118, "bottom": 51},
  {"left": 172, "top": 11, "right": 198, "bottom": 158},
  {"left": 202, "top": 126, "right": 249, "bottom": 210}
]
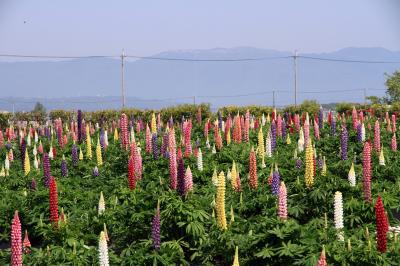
[
  {"left": 161, "top": 133, "right": 169, "bottom": 157},
  {"left": 169, "top": 116, "right": 174, "bottom": 128},
  {"left": 331, "top": 118, "right": 336, "bottom": 137},
  {"left": 177, "top": 158, "right": 185, "bottom": 197},
  {"left": 61, "top": 156, "right": 68, "bottom": 177},
  {"left": 282, "top": 120, "right": 287, "bottom": 140},
  {"left": 6, "top": 142, "right": 12, "bottom": 150},
  {"left": 341, "top": 125, "right": 348, "bottom": 160},
  {"left": 218, "top": 112, "right": 223, "bottom": 130},
  {"left": 152, "top": 134, "right": 159, "bottom": 160},
  {"left": 71, "top": 144, "right": 78, "bottom": 166},
  {"left": 20, "top": 139, "right": 26, "bottom": 168},
  {"left": 43, "top": 153, "right": 51, "bottom": 187},
  {"left": 31, "top": 178, "right": 37, "bottom": 190},
  {"left": 93, "top": 166, "right": 99, "bottom": 177},
  {"left": 152, "top": 204, "right": 161, "bottom": 250},
  {"left": 284, "top": 112, "right": 289, "bottom": 124},
  {"left": 357, "top": 123, "right": 362, "bottom": 142},
  {"left": 100, "top": 129, "right": 105, "bottom": 150},
  {"left": 77, "top": 110, "right": 83, "bottom": 142},
  {"left": 271, "top": 166, "right": 280, "bottom": 196},
  {"left": 295, "top": 158, "right": 302, "bottom": 169},
  {"left": 319, "top": 106, "right": 324, "bottom": 130},
  {"left": 317, "top": 157, "right": 323, "bottom": 169},
  {"left": 271, "top": 122, "right": 277, "bottom": 152}
]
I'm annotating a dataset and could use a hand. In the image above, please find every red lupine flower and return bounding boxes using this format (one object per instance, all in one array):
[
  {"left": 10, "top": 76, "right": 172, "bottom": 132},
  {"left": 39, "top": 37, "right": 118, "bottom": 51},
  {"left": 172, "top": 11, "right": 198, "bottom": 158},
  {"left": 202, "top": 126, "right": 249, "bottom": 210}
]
[
  {"left": 120, "top": 113, "right": 129, "bottom": 150},
  {"left": 49, "top": 176, "right": 59, "bottom": 226},
  {"left": 11, "top": 211, "right": 22, "bottom": 266},
  {"left": 374, "top": 120, "right": 381, "bottom": 153},
  {"left": 375, "top": 195, "right": 389, "bottom": 253},
  {"left": 249, "top": 148, "right": 258, "bottom": 189},
  {"left": 363, "top": 141, "right": 372, "bottom": 202},
  {"left": 214, "top": 124, "right": 223, "bottom": 151},
  {"left": 233, "top": 115, "right": 242, "bottom": 143},
  {"left": 128, "top": 156, "right": 135, "bottom": 190}
]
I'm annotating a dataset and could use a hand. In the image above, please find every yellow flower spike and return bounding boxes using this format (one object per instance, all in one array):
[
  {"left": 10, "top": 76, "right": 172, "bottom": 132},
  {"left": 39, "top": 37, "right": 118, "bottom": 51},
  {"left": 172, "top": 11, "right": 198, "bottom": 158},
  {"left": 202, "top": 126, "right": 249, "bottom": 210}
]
[
  {"left": 96, "top": 138, "right": 103, "bottom": 166},
  {"left": 226, "top": 128, "right": 231, "bottom": 145},
  {"left": 79, "top": 148, "right": 83, "bottom": 160},
  {"left": 113, "top": 128, "right": 119, "bottom": 142},
  {"left": 216, "top": 171, "right": 227, "bottom": 230},
  {"left": 231, "top": 161, "right": 237, "bottom": 190},
  {"left": 24, "top": 148, "right": 30, "bottom": 176},
  {"left": 230, "top": 205, "right": 235, "bottom": 224},
  {"left": 232, "top": 246, "right": 239, "bottom": 266},
  {"left": 305, "top": 142, "right": 314, "bottom": 188},
  {"left": 322, "top": 156, "right": 327, "bottom": 176},
  {"left": 257, "top": 127, "right": 265, "bottom": 159},
  {"left": 151, "top": 113, "right": 157, "bottom": 134},
  {"left": 86, "top": 125, "right": 92, "bottom": 159},
  {"left": 212, "top": 167, "right": 218, "bottom": 186},
  {"left": 286, "top": 133, "right": 291, "bottom": 145}
]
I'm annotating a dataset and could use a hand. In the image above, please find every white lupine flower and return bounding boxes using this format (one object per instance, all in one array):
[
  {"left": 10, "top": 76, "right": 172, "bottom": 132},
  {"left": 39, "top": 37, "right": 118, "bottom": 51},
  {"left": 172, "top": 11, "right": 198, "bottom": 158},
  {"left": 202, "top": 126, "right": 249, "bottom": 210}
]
[
  {"left": 98, "top": 191, "right": 105, "bottom": 215},
  {"left": 348, "top": 163, "right": 356, "bottom": 186},
  {"left": 33, "top": 144, "right": 37, "bottom": 156},
  {"left": 34, "top": 131, "right": 38, "bottom": 143},
  {"left": 206, "top": 137, "right": 210, "bottom": 149},
  {"left": 221, "top": 121, "right": 225, "bottom": 133},
  {"left": 334, "top": 191, "right": 344, "bottom": 230},
  {"left": 5, "top": 156, "right": 10, "bottom": 171},
  {"left": 212, "top": 168, "right": 218, "bottom": 186},
  {"left": 265, "top": 131, "right": 272, "bottom": 158},
  {"left": 49, "top": 146, "right": 54, "bottom": 159},
  {"left": 27, "top": 135, "right": 31, "bottom": 146},
  {"left": 227, "top": 169, "right": 232, "bottom": 181},
  {"left": 104, "top": 130, "right": 109, "bottom": 146},
  {"left": 0, "top": 166, "right": 4, "bottom": 177},
  {"left": 379, "top": 148, "right": 385, "bottom": 166},
  {"left": 197, "top": 148, "right": 203, "bottom": 171},
  {"left": 298, "top": 128, "right": 305, "bottom": 152},
  {"left": 212, "top": 144, "right": 216, "bottom": 154},
  {"left": 262, "top": 114, "right": 266, "bottom": 126},
  {"left": 98, "top": 231, "right": 109, "bottom": 266},
  {"left": 34, "top": 155, "right": 39, "bottom": 169},
  {"left": 361, "top": 123, "right": 366, "bottom": 142},
  {"left": 95, "top": 123, "right": 99, "bottom": 130},
  {"left": 130, "top": 127, "right": 135, "bottom": 143}
]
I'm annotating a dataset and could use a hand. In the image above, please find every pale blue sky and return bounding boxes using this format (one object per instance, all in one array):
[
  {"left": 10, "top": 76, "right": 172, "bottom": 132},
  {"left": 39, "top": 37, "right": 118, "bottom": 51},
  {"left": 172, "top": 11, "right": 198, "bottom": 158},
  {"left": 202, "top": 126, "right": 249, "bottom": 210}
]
[{"left": 0, "top": 0, "right": 399, "bottom": 56}]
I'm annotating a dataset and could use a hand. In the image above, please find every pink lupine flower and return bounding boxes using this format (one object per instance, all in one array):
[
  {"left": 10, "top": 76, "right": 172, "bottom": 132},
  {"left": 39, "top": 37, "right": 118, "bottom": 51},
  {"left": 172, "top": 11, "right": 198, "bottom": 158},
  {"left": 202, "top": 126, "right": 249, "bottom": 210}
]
[
  {"left": 374, "top": 120, "right": 381, "bottom": 153},
  {"left": 11, "top": 211, "right": 22, "bottom": 266},
  {"left": 392, "top": 134, "right": 397, "bottom": 151},
  {"left": 184, "top": 166, "right": 193, "bottom": 194},
  {"left": 363, "top": 141, "right": 372, "bottom": 202},
  {"left": 120, "top": 113, "right": 129, "bottom": 150},
  {"left": 145, "top": 124, "right": 152, "bottom": 153},
  {"left": 278, "top": 181, "right": 287, "bottom": 220}
]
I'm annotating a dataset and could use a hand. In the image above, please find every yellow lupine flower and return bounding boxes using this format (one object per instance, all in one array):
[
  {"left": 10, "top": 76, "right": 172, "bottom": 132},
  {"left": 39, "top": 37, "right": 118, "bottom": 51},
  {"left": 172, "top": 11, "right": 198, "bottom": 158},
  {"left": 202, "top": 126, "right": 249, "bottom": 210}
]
[
  {"left": 305, "top": 142, "right": 314, "bottom": 188},
  {"left": 321, "top": 156, "right": 327, "bottom": 176},
  {"left": 96, "top": 138, "right": 103, "bottom": 166},
  {"left": 24, "top": 148, "right": 30, "bottom": 176},
  {"left": 226, "top": 128, "right": 231, "bottom": 145},
  {"left": 232, "top": 246, "right": 239, "bottom": 266},
  {"left": 113, "top": 128, "right": 119, "bottom": 142},
  {"left": 286, "top": 133, "right": 291, "bottom": 144},
  {"left": 231, "top": 161, "right": 237, "bottom": 189},
  {"left": 86, "top": 125, "right": 92, "bottom": 159},
  {"left": 257, "top": 127, "right": 265, "bottom": 159},
  {"left": 151, "top": 113, "right": 157, "bottom": 134},
  {"left": 230, "top": 205, "right": 235, "bottom": 224},
  {"left": 216, "top": 171, "right": 227, "bottom": 230},
  {"left": 79, "top": 148, "right": 83, "bottom": 160}
]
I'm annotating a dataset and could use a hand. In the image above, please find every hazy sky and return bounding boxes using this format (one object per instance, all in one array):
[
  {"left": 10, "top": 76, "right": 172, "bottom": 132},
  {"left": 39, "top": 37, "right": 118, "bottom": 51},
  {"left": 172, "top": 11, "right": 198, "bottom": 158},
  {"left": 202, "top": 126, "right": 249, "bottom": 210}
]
[{"left": 0, "top": 0, "right": 399, "bottom": 56}]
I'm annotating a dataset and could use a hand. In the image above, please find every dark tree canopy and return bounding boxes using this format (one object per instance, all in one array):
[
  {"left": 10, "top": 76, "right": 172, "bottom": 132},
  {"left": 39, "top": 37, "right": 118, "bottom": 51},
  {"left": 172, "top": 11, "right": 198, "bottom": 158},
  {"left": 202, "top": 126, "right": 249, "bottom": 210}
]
[{"left": 385, "top": 70, "right": 400, "bottom": 103}]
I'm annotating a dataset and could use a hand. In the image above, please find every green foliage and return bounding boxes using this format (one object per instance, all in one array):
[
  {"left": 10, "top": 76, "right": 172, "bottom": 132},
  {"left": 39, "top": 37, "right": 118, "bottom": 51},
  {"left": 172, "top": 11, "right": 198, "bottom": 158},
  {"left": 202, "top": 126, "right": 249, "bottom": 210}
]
[
  {"left": 218, "top": 105, "right": 273, "bottom": 117},
  {"left": 385, "top": 70, "right": 400, "bottom": 104},
  {"left": 0, "top": 112, "right": 11, "bottom": 128},
  {"left": 284, "top": 100, "right": 320, "bottom": 115}
]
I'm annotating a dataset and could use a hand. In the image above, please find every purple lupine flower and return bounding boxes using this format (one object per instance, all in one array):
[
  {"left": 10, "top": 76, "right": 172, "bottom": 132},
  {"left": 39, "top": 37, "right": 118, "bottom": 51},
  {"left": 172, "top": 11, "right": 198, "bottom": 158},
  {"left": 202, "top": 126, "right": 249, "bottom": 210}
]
[
  {"left": 177, "top": 158, "right": 185, "bottom": 197},
  {"left": 161, "top": 133, "right": 169, "bottom": 157},
  {"left": 152, "top": 204, "right": 161, "bottom": 250},
  {"left": 92, "top": 166, "right": 99, "bottom": 177},
  {"left": 218, "top": 112, "right": 223, "bottom": 130},
  {"left": 169, "top": 117, "right": 174, "bottom": 128},
  {"left": 319, "top": 106, "right": 324, "bottom": 130},
  {"left": 331, "top": 118, "right": 336, "bottom": 137},
  {"left": 295, "top": 158, "right": 302, "bottom": 169},
  {"left": 31, "top": 178, "right": 37, "bottom": 190},
  {"left": 317, "top": 157, "right": 323, "bottom": 169},
  {"left": 100, "top": 129, "right": 105, "bottom": 150},
  {"left": 284, "top": 112, "right": 289, "bottom": 124},
  {"left": 81, "top": 121, "right": 86, "bottom": 141},
  {"left": 341, "top": 125, "right": 348, "bottom": 160},
  {"left": 282, "top": 120, "right": 287, "bottom": 140},
  {"left": 20, "top": 139, "right": 26, "bottom": 168},
  {"left": 71, "top": 144, "right": 78, "bottom": 166},
  {"left": 152, "top": 134, "right": 159, "bottom": 160},
  {"left": 271, "top": 168, "right": 280, "bottom": 196},
  {"left": 195, "top": 138, "right": 201, "bottom": 149},
  {"left": 43, "top": 153, "right": 51, "bottom": 187},
  {"left": 61, "top": 157, "right": 68, "bottom": 177},
  {"left": 77, "top": 110, "right": 82, "bottom": 142},
  {"left": 6, "top": 142, "right": 12, "bottom": 150},
  {"left": 271, "top": 122, "right": 277, "bottom": 152},
  {"left": 357, "top": 123, "right": 362, "bottom": 142}
]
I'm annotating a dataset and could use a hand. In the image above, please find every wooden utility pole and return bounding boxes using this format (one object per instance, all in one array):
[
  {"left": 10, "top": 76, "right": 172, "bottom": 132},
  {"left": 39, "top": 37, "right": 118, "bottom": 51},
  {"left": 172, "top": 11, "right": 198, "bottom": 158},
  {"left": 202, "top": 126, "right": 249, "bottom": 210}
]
[
  {"left": 293, "top": 50, "right": 298, "bottom": 107},
  {"left": 273, "top": 90, "right": 276, "bottom": 108},
  {"left": 121, "top": 49, "right": 126, "bottom": 108}
]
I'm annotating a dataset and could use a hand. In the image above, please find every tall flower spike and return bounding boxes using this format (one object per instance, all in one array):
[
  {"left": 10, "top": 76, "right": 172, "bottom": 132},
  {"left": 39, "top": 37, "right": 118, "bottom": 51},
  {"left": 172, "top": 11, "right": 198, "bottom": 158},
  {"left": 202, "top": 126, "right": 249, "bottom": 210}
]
[
  {"left": 24, "top": 148, "right": 30, "bottom": 176},
  {"left": 271, "top": 164, "right": 280, "bottom": 196},
  {"left": 120, "top": 113, "right": 129, "bottom": 150},
  {"left": 61, "top": 155, "right": 68, "bottom": 177},
  {"left": 128, "top": 156, "right": 135, "bottom": 190},
  {"left": 278, "top": 181, "right": 288, "bottom": 220},
  {"left": 98, "top": 191, "right": 105, "bottom": 215},
  {"left": 257, "top": 127, "right": 265, "bottom": 161},
  {"left": 363, "top": 141, "right": 372, "bottom": 202},
  {"left": 23, "top": 230, "right": 31, "bottom": 254},
  {"left": 86, "top": 124, "right": 92, "bottom": 159},
  {"left": 334, "top": 191, "right": 344, "bottom": 230},
  {"left": 43, "top": 152, "right": 51, "bottom": 187},
  {"left": 152, "top": 201, "right": 161, "bottom": 250},
  {"left": 348, "top": 163, "right": 356, "bottom": 186},
  {"left": 232, "top": 246, "right": 239, "bottom": 266},
  {"left": 184, "top": 166, "right": 193, "bottom": 194},
  {"left": 374, "top": 120, "right": 381, "bottom": 153},
  {"left": 98, "top": 231, "right": 109, "bottom": 266},
  {"left": 71, "top": 144, "right": 78, "bottom": 166},
  {"left": 96, "top": 138, "right": 103, "bottom": 166},
  {"left": 216, "top": 171, "right": 227, "bottom": 230},
  {"left": 340, "top": 125, "right": 348, "bottom": 160},
  {"left": 11, "top": 211, "right": 22, "bottom": 266},
  {"left": 231, "top": 161, "right": 237, "bottom": 190},
  {"left": 317, "top": 246, "right": 327, "bottom": 266},
  {"left": 177, "top": 158, "right": 186, "bottom": 197},
  {"left": 392, "top": 133, "right": 397, "bottom": 151},
  {"left": 379, "top": 147, "right": 385, "bottom": 166},
  {"left": 305, "top": 142, "right": 314, "bottom": 188},
  {"left": 375, "top": 195, "right": 389, "bottom": 253},
  {"left": 249, "top": 147, "right": 258, "bottom": 189},
  {"left": 49, "top": 176, "right": 59, "bottom": 227},
  {"left": 197, "top": 148, "right": 203, "bottom": 171}
]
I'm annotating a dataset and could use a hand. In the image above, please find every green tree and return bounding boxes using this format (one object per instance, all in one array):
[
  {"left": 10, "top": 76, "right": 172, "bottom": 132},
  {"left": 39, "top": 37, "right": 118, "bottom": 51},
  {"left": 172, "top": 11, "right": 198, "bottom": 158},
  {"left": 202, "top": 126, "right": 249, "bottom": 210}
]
[
  {"left": 385, "top": 70, "right": 400, "bottom": 103},
  {"left": 32, "top": 102, "right": 47, "bottom": 121}
]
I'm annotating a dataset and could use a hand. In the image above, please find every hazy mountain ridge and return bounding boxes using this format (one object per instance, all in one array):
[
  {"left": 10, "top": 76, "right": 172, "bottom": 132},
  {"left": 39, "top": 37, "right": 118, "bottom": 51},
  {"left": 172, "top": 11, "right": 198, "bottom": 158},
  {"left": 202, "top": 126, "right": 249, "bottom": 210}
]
[{"left": 1, "top": 47, "right": 399, "bottom": 111}]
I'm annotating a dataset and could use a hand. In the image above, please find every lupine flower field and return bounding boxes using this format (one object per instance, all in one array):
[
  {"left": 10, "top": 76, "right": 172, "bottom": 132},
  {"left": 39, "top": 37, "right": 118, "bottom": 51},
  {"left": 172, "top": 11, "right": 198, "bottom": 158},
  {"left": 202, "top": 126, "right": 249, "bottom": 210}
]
[{"left": 1, "top": 105, "right": 400, "bottom": 265}]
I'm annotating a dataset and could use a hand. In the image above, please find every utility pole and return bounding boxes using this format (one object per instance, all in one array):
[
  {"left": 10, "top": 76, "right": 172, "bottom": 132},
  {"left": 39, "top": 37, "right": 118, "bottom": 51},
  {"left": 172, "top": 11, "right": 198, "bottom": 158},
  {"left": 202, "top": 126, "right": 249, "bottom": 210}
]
[
  {"left": 193, "top": 96, "right": 196, "bottom": 105},
  {"left": 121, "top": 49, "right": 126, "bottom": 108},
  {"left": 272, "top": 90, "right": 276, "bottom": 108},
  {"left": 293, "top": 50, "right": 298, "bottom": 107},
  {"left": 363, "top": 88, "right": 367, "bottom": 107}
]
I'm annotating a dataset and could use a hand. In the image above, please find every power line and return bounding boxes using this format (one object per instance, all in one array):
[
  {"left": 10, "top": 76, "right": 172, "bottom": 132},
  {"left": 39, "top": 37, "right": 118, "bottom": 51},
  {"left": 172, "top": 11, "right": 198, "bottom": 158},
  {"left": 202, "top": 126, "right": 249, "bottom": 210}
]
[
  {"left": 298, "top": 55, "right": 400, "bottom": 64},
  {"left": 125, "top": 55, "right": 291, "bottom": 62}
]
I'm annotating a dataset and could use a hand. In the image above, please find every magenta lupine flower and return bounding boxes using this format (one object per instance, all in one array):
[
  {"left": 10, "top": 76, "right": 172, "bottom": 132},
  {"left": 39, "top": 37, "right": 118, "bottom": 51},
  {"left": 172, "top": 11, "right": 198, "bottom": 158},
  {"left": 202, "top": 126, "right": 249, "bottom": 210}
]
[
  {"left": 43, "top": 153, "right": 51, "bottom": 187},
  {"left": 318, "top": 106, "right": 324, "bottom": 130},
  {"left": 177, "top": 158, "right": 185, "bottom": 197},
  {"left": 341, "top": 125, "right": 348, "bottom": 160},
  {"left": 31, "top": 178, "right": 37, "bottom": 190},
  {"left": 161, "top": 133, "right": 169, "bottom": 157},
  {"left": 152, "top": 204, "right": 161, "bottom": 250},
  {"left": 276, "top": 115, "right": 282, "bottom": 137},
  {"left": 271, "top": 167, "right": 280, "bottom": 196},
  {"left": 271, "top": 121, "right": 277, "bottom": 152},
  {"left": 120, "top": 113, "right": 129, "bottom": 150},
  {"left": 184, "top": 120, "right": 192, "bottom": 157},
  {"left": 363, "top": 141, "right": 372, "bottom": 202},
  {"left": 169, "top": 130, "right": 177, "bottom": 190},
  {"left": 11, "top": 211, "right": 22, "bottom": 266},
  {"left": 392, "top": 134, "right": 397, "bottom": 151},
  {"left": 356, "top": 122, "right": 362, "bottom": 142},
  {"left": 278, "top": 182, "right": 287, "bottom": 220},
  {"left": 374, "top": 120, "right": 381, "bottom": 153},
  {"left": 145, "top": 124, "right": 152, "bottom": 153}
]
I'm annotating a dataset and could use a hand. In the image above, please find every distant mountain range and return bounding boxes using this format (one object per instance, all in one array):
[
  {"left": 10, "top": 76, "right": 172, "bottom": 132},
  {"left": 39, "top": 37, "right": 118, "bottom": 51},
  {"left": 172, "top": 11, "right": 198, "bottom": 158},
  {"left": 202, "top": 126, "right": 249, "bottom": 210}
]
[{"left": 1, "top": 47, "right": 400, "bottom": 111}]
